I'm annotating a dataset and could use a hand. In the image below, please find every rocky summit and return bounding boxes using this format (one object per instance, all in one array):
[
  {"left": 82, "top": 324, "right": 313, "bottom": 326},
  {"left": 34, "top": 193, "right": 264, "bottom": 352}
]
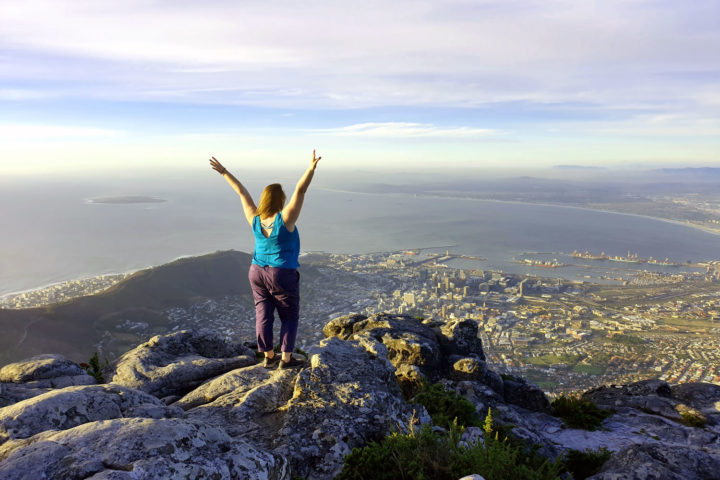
[{"left": 0, "top": 313, "right": 719, "bottom": 479}]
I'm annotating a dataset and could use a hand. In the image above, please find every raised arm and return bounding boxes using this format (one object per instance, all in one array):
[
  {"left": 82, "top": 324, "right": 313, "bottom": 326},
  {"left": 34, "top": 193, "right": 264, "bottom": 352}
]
[
  {"left": 282, "top": 149, "right": 321, "bottom": 231},
  {"left": 209, "top": 156, "right": 257, "bottom": 225}
]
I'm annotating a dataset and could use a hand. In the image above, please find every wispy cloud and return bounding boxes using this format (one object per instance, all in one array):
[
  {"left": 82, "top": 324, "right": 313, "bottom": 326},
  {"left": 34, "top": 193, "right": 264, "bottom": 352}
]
[
  {"left": 0, "top": 124, "right": 123, "bottom": 140},
  {"left": 312, "top": 122, "right": 497, "bottom": 138},
  {"left": 0, "top": 0, "right": 718, "bottom": 111},
  {"left": 0, "top": 1, "right": 718, "bottom": 170},
  {"left": 0, "top": 89, "right": 54, "bottom": 101}
]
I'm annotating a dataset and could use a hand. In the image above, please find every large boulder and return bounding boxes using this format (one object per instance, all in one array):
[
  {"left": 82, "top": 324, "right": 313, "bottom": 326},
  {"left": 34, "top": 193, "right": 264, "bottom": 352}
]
[
  {"left": 0, "top": 354, "right": 95, "bottom": 407},
  {"left": 0, "top": 417, "right": 289, "bottom": 480},
  {"left": 583, "top": 379, "right": 683, "bottom": 421},
  {"left": 502, "top": 377, "right": 551, "bottom": 413},
  {"left": 273, "top": 336, "right": 422, "bottom": 479},
  {"left": 439, "top": 318, "right": 485, "bottom": 360},
  {"left": 0, "top": 384, "right": 181, "bottom": 445},
  {"left": 671, "top": 383, "right": 720, "bottom": 426},
  {"left": 325, "top": 313, "right": 444, "bottom": 375},
  {"left": 182, "top": 335, "right": 423, "bottom": 479},
  {"left": 108, "top": 330, "right": 256, "bottom": 398},
  {"left": 588, "top": 443, "right": 720, "bottom": 480},
  {"left": 0, "top": 354, "right": 90, "bottom": 384},
  {"left": 322, "top": 313, "right": 368, "bottom": 340},
  {"left": 324, "top": 313, "right": 490, "bottom": 382},
  {"left": 181, "top": 364, "right": 299, "bottom": 440}
]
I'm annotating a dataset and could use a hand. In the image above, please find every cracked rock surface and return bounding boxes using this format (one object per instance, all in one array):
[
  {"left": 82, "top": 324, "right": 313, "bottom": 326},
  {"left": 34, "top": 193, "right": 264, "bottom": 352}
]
[{"left": 0, "top": 315, "right": 719, "bottom": 479}]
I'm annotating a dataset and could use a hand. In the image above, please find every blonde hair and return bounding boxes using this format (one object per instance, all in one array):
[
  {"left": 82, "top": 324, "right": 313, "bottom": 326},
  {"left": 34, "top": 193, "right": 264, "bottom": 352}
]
[{"left": 256, "top": 183, "right": 286, "bottom": 219}]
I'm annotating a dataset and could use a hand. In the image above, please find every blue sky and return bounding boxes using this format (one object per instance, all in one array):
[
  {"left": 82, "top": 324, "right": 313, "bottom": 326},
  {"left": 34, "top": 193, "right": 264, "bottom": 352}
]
[{"left": 1, "top": 0, "right": 718, "bottom": 175}]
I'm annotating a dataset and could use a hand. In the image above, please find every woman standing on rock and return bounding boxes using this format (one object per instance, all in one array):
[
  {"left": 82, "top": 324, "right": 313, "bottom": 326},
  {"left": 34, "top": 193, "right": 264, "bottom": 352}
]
[{"left": 209, "top": 150, "right": 321, "bottom": 369}]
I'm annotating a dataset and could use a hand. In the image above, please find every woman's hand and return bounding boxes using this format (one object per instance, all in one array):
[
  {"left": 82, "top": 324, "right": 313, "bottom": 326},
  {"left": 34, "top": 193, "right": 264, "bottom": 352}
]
[
  {"left": 310, "top": 149, "right": 321, "bottom": 170},
  {"left": 209, "top": 156, "right": 227, "bottom": 175}
]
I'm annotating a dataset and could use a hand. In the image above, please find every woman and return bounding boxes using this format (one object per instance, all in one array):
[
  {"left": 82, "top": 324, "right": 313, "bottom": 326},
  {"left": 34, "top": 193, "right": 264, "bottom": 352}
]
[{"left": 209, "top": 150, "right": 321, "bottom": 369}]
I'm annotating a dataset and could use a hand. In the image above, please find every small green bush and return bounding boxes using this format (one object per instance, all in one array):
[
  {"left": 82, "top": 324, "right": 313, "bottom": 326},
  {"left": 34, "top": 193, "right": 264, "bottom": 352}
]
[
  {"left": 337, "top": 424, "right": 453, "bottom": 480},
  {"left": 83, "top": 352, "right": 108, "bottom": 383},
  {"left": 337, "top": 410, "right": 564, "bottom": 480},
  {"left": 563, "top": 447, "right": 613, "bottom": 479},
  {"left": 551, "top": 395, "right": 613, "bottom": 431},
  {"left": 412, "top": 382, "right": 480, "bottom": 428}
]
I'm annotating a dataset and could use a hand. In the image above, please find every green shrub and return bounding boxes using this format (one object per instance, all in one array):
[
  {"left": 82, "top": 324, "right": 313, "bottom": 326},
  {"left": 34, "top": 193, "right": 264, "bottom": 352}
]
[
  {"left": 551, "top": 395, "right": 613, "bottom": 431},
  {"left": 337, "top": 424, "right": 453, "bottom": 480},
  {"left": 563, "top": 447, "right": 613, "bottom": 479},
  {"left": 337, "top": 410, "right": 564, "bottom": 480},
  {"left": 412, "top": 382, "right": 480, "bottom": 428},
  {"left": 83, "top": 352, "right": 108, "bottom": 383}
]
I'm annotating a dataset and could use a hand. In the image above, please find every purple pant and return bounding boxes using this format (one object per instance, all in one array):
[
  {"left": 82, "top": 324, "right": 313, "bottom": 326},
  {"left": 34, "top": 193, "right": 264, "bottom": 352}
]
[{"left": 248, "top": 263, "right": 300, "bottom": 353}]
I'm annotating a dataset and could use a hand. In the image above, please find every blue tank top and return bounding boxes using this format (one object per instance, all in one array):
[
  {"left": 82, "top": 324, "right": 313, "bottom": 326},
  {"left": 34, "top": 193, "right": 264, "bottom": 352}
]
[{"left": 252, "top": 212, "right": 300, "bottom": 269}]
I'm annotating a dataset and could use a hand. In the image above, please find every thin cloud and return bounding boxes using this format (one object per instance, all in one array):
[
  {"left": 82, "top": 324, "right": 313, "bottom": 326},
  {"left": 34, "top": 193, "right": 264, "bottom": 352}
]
[
  {"left": 312, "top": 122, "right": 498, "bottom": 138},
  {"left": 0, "top": 124, "right": 123, "bottom": 140}
]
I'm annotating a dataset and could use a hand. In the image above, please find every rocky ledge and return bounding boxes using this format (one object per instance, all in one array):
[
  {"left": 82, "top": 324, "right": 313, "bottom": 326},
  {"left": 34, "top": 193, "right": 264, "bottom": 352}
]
[{"left": 0, "top": 313, "right": 718, "bottom": 479}]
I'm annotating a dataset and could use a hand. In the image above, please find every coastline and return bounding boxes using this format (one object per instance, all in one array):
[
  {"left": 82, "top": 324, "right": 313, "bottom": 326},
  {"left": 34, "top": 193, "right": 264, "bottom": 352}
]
[{"left": 319, "top": 187, "right": 720, "bottom": 239}]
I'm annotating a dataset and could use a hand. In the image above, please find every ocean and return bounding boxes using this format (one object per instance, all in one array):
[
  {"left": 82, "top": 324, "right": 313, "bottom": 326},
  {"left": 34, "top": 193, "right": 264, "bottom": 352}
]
[{"left": 1, "top": 173, "right": 718, "bottom": 296}]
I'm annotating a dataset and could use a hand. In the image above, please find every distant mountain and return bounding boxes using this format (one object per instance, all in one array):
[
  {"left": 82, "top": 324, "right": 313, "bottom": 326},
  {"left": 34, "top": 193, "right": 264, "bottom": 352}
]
[
  {"left": 655, "top": 167, "right": 720, "bottom": 177},
  {"left": 0, "top": 250, "right": 254, "bottom": 365},
  {"left": 553, "top": 165, "right": 606, "bottom": 170}
]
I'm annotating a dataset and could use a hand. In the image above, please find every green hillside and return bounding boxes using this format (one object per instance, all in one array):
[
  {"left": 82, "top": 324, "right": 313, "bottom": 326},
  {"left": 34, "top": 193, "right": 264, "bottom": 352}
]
[{"left": 0, "top": 250, "right": 254, "bottom": 365}]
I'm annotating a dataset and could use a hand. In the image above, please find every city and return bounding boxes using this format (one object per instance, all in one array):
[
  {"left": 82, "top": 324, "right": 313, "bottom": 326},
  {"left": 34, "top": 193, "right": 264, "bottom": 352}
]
[{"left": 2, "top": 251, "right": 719, "bottom": 396}]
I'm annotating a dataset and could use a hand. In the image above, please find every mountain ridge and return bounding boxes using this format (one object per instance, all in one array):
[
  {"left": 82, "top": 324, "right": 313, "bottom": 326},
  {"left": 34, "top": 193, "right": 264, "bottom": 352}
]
[{"left": 0, "top": 250, "right": 255, "bottom": 365}]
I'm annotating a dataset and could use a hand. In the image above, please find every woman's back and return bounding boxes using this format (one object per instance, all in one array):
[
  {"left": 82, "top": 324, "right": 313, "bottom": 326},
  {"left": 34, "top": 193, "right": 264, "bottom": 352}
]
[{"left": 252, "top": 212, "right": 300, "bottom": 269}]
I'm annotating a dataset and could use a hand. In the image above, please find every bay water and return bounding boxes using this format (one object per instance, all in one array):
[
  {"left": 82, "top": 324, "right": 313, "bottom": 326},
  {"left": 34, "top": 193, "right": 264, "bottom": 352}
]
[{"left": 1, "top": 174, "right": 718, "bottom": 296}]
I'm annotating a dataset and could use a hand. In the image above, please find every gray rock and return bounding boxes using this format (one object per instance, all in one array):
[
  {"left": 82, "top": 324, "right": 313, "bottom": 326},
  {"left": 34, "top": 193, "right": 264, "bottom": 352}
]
[
  {"left": 108, "top": 329, "right": 256, "bottom": 398},
  {"left": 183, "top": 336, "right": 424, "bottom": 479},
  {"left": 450, "top": 356, "right": 488, "bottom": 382},
  {"left": 5, "top": 317, "right": 720, "bottom": 480},
  {"left": 395, "top": 364, "right": 426, "bottom": 399},
  {"left": 481, "top": 368, "right": 504, "bottom": 395},
  {"left": 459, "top": 426, "right": 485, "bottom": 448},
  {"left": 0, "top": 383, "right": 53, "bottom": 409},
  {"left": 0, "top": 354, "right": 88, "bottom": 383},
  {"left": 502, "top": 378, "right": 551, "bottom": 413},
  {"left": 439, "top": 319, "right": 485, "bottom": 360},
  {"left": 273, "top": 336, "right": 422, "bottom": 479},
  {"left": 625, "top": 379, "right": 673, "bottom": 397},
  {"left": 583, "top": 380, "right": 684, "bottom": 421},
  {"left": 324, "top": 314, "right": 489, "bottom": 383},
  {"left": 588, "top": 443, "right": 720, "bottom": 480},
  {"left": 0, "top": 384, "right": 181, "bottom": 445},
  {"left": 327, "top": 314, "right": 444, "bottom": 376},
  {"left": 322, "top": 313, "right": 368, "bottom": 340},
  {"left": 182, "top": 364, "right": 299, "bottom": 439},
  {"left": 0, "top": 417, "right": 289, "bottom": 480},
  {"left": 671, "top": 382, "right": 720, "bottom": 426},
  {"left": 455, "top": 380, "right": 505, "bottom": 416},
  {"left": 0, "top": 354, "right": 96, "bottom": 408},
  {"left": 380, "top": 330, "right": 442, "bottom": 372},
  {"left": 671, "top": 382, "right": 720, "bottom": 407}
]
